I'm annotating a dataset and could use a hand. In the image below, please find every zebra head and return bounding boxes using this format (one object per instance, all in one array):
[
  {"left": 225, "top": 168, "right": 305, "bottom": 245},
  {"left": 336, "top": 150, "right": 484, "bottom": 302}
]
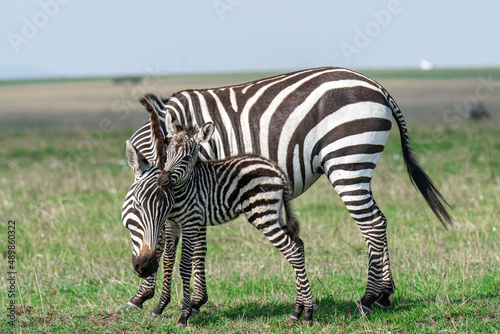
[
  {"left": 123, "top": 140, "right": 172, "bottom": 278},
  {"left": 160, "top": 121, "right": 214, "bottom": 188},
  {"left": 122, "top": 94, "right": 172, "bottom": 278}
]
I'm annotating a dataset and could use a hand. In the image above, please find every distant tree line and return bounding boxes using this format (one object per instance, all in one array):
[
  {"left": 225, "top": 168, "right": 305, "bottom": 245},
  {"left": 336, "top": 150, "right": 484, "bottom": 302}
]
[{"left": 113, "top": 77, "right": 143, "bottom": 85}]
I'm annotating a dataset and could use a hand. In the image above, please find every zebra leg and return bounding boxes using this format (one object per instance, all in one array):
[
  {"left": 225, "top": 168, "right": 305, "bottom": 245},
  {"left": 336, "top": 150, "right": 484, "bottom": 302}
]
[
  {"left": 289, "top": 237, "right": 308, "bottom": 323},
  {"left": 124, "top": 274, "right": 157, "bottom": 310},
  {"left": 337, "top": 187, "right": 395, "bottom": 315},
  {"left": 125, "top": 227, "right": 166, "bottom": 310},
  {"left": 251, "top": 218, "right": 315, "bottom": 326},
  {"left": 370, "top": 199, "right": 394, "bottom": 310},
  {"left": 152, "top": 222, "right": 180, "bottom": 317},
  {"left": 176, "top": 227, "right": 198, "bottom": 328},
  {"left": 191, "top": 226, "right": 208, "bottom": 315}
]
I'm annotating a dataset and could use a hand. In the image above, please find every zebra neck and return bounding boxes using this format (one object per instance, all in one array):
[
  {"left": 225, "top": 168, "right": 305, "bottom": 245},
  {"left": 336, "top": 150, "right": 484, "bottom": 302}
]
[
  {"left": 172, "top": 162, "right": 222, "bottom": 203},
  {"left": 170, "top": 163, "right": 210, "bottom": 196}
]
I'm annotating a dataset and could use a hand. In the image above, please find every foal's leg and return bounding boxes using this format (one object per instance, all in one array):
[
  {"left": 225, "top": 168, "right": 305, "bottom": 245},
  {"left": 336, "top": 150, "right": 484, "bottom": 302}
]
[
  {"left": 176, "top": 225, "right": 199, "bottom": 328},
  {"left": 191, "top": 226, "right": 208, "bottom": 315},
  {"left": 152, "top": 222, "right": 180, "bottom": 317},
  {"left": 125, "top": 229, "right": 166, "bottom": 310},
  {"left": 177, "top": 223, "right": 199, "bottom": 328},
  {"left": 248, "top": 215, "right": 314, "bottom": 325}
]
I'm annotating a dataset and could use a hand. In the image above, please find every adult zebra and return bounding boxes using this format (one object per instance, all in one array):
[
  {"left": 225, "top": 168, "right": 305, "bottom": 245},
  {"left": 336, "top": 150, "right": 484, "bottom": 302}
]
[{"left": 126, "top": 66, "right": 452, "bottom": 315}]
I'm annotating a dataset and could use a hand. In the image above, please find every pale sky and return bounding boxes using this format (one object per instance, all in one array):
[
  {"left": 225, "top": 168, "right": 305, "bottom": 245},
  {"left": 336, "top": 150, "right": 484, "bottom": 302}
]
[{"left": 1, "top": 0, "right": 499, "bottom": 80}]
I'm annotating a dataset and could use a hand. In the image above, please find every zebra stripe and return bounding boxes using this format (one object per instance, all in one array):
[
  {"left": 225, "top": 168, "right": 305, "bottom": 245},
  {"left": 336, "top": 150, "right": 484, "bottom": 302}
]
[{"left": 125, "top": 67, "right": 451, "bottom": 315}]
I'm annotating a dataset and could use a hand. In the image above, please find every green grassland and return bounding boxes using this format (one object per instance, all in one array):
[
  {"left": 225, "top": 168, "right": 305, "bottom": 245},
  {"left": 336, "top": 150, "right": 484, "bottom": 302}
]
[
  {"left": 1, "top": 69, "right": 500, "bottom": 333},
  {"left": 0, "top": 121, "right": 498, "bottom": 333}
]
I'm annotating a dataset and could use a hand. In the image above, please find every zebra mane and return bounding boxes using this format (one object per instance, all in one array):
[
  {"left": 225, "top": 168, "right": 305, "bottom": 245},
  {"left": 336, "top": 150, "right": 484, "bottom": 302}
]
[
  {"left": 182, "top": 125, "right": 198, "bottom": 136},
  {"left": 140, "top": 94, "right": 166, "bottom": 169}
]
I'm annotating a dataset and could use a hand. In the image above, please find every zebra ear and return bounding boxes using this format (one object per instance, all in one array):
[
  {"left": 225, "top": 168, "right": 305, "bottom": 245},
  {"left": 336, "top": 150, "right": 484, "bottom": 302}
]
[
  {"left": 125, "top": 140, "right": 150, "bottom": 176},
  {"left": 165, "top": 111, "right": 183, "bottom": 135},
  {"left": 195, "top": 122, "right": 215, "bottom": 144}
]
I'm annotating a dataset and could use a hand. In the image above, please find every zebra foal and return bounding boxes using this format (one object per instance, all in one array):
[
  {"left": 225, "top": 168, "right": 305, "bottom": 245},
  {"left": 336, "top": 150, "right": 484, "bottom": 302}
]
[{"left": 123, "top": 97, "right": 315, "bottom": 327}]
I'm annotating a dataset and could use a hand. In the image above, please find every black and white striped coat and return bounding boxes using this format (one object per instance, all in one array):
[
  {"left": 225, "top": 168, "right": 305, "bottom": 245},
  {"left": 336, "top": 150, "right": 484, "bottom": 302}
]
[
  {"left": 158, "top": 122, "right": 314, "bottom": 326},
  {"left": 125, "top": 67, "right": 451, "bottom": 316},
  {"left": 124, "top": 103, "right": 314, "bottom": 326}
]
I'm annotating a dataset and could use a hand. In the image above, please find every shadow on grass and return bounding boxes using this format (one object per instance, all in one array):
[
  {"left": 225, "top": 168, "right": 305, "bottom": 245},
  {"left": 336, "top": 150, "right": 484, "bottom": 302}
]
[
  {"left": 387, "top": 293, "right": 500, "bottom": 313},
  {"left": 188, "top": 296, "right": 357, "bottom": 326},
  {"left": 188, "top": 293, "right": 500, "bottom": 327}
]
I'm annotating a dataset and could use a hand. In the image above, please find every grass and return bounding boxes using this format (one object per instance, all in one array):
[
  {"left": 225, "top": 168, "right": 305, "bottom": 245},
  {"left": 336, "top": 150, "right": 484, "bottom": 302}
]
[{"left": 0, "top": 122, "right": 499, "bottom": 333}]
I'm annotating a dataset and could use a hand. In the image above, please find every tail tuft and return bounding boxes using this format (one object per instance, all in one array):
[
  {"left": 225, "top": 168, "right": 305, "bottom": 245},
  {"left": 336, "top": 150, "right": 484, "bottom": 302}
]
[
  {"left": 402, "top": 138, "right": 453, "bottom": 228},
  {"left": 387, "top": 88, "right": 453, "bottom": 228}
]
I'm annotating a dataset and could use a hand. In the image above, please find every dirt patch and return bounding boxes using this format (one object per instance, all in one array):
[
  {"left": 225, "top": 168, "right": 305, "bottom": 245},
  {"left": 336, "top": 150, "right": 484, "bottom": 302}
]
[
  {"left": 89, "top": 312, "right": 122, "bottom": 326},
  {"left": 15, "top": 305, "right": 34, "bottom": 316}
]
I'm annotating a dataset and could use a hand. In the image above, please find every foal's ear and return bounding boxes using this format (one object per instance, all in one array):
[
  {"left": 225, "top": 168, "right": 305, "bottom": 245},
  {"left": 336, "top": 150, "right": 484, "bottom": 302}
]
[
  {"left": 194, "top": 122, "right": 214, "bottom": 144},
  {"left": 124, "top": 140, "right": 150, "bottom": 176}
]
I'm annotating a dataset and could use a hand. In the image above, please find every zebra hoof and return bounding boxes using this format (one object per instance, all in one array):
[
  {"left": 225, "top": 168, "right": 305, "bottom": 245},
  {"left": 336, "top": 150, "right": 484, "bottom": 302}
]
[
  {"left": 373, "top": 300, "right": 391, "bottom": 310},
  {"left": 124, "top": 302, "right": 142, "bottom": 311},
  {"left": 289, "top": 304, "right": 304, "bottom": 323},
  {"left": 289, "top": 314, "right": 300, "bottom": 324},
  {"left": 177, "top": 315, "right": 188, "bottom": 329},
  {"left": 191, "top": 307, "right": 201, "bottom": 317},
  {"left": 151, "top": 311, "right": 161, "bottom": 318},
  {"left": 353, "top": 304, "right": 373, "bottom": 316},
  {"left": 374, "top": 295, "right": 391, "bottom": 310}
]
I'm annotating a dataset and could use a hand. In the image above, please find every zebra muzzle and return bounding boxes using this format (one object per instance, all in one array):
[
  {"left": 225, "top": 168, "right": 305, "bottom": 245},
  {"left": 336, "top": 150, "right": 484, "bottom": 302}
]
[
  {"left": 132, "top": 251, "right": 159, "bottom": 278},
  {"left": 157, "top": 171, "right": 171, "bottom": 189}
]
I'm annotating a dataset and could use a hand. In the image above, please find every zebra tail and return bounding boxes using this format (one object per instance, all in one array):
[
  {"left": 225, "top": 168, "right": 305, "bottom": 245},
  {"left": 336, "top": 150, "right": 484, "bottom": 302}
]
[
  {"left": 387, "top": 92, "right": 453, "bottom": 229},
  {"left": 282, "top": 176, "right": 301, "bottom": 241}
]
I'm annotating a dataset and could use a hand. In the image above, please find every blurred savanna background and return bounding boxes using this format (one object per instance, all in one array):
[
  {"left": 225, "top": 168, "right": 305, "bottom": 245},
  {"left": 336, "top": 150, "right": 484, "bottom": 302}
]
[{"left": 1, "top": 1, "right": 499, "bottom": 333}]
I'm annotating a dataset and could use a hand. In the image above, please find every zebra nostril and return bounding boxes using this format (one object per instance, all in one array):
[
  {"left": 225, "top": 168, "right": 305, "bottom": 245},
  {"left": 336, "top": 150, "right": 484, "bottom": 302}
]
[{"left": 132, "top": 260, "right": 142, "bottom": 276}]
